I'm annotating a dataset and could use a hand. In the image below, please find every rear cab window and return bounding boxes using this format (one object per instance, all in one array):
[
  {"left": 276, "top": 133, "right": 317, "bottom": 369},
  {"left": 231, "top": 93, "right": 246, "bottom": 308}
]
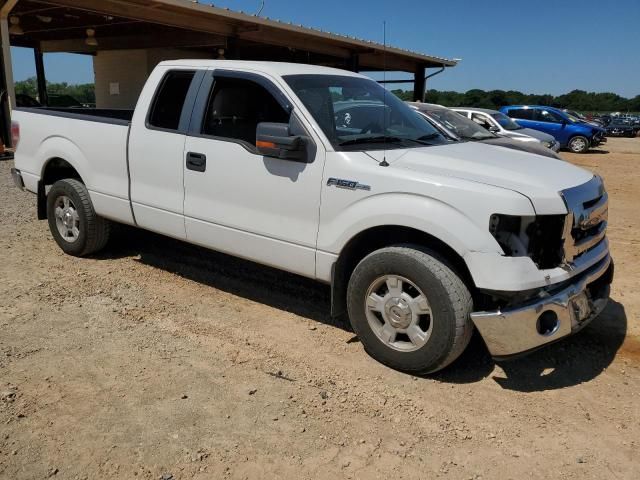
[{"left": 147, "top": 70, "right": 196, "bottom": 131}]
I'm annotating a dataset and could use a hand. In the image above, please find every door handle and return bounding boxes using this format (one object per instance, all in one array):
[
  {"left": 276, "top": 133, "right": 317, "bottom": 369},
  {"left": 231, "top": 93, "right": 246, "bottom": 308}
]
[{"left": 186, "top": 152, "right": 206, "bottom": 172}]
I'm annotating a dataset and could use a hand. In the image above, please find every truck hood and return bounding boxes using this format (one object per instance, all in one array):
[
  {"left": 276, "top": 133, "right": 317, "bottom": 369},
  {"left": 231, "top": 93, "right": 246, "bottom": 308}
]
[{"left": 366, "top": 142, "right": 593, "bottom": 214}]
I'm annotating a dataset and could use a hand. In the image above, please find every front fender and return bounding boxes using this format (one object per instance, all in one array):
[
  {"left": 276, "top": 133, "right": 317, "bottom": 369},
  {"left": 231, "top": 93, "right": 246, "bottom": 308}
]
[{"left": 317, "top": 192, "right": 502, "bottom": 257}]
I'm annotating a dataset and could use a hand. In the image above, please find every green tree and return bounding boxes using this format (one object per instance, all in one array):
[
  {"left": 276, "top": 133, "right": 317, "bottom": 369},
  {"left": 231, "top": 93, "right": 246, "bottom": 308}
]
[
  {"left": 392, "top": 87, "right": 639, "bottom": 113},
  {"left": 14, "top": 77, "right": 95, "bottom": 105}
]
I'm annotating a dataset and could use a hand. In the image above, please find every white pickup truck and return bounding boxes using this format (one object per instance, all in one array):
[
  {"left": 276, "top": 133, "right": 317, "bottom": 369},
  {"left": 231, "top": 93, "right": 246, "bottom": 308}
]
[{"left": 10, "top": 60, "right": 613, "bottom": 373}]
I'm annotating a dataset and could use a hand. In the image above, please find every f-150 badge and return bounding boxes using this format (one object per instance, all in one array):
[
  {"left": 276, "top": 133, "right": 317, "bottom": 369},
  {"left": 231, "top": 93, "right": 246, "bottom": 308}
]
[{"left": 327, "top": 178, "right": 371, "bottom": 191}]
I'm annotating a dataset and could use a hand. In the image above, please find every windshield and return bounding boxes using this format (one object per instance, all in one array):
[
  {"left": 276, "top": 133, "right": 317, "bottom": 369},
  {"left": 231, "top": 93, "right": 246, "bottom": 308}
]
[
  {"left": 283, "top": 74, "right": 447, "bottom": 150},
  {"left": 423, "top": 108, "right": 496, "bottom": 141},
  {"left": 491, "top": 112, "right": 523, "bottom": 131},
  {"left": 565, "top": 113, "right": 582, "bottom": 123}
]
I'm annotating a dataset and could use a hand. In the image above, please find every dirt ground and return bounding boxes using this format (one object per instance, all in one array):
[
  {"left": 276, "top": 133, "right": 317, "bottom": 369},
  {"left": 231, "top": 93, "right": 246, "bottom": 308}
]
[{"left": 1, "top": 137, "right": 639, "bottom": 480}]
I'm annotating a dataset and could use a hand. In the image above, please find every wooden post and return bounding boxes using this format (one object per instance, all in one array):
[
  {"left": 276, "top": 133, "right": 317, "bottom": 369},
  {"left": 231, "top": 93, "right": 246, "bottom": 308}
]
[
  {"left": 34, "top": 47, "right": 48, "bottom": 106},
  {"left": 348, "top": 53, "right": 359, "bottom": 72},
  {"left": 413, "top": 66, "right": 425, "bottom": 102}
]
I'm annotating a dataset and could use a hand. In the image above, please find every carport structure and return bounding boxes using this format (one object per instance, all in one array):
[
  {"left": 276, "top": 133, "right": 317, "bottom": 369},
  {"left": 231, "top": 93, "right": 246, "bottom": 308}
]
[{"left": 0, "top": 0, "right": 458, "bottom": 146}]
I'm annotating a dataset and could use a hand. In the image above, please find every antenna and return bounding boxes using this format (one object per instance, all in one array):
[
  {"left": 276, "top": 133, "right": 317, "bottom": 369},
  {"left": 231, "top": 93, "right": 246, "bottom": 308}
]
[{"left": 380, "top": 21, "right": 389, "bottom": 167}]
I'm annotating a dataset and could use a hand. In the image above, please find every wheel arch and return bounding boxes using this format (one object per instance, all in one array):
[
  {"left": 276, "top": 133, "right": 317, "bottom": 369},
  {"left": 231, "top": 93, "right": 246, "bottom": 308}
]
[
  {"left": 330, "top": 224, "right": 477, "bottom": 318},
  {"left": 37, "top": 156, "right": 85, "bottom": 220}
]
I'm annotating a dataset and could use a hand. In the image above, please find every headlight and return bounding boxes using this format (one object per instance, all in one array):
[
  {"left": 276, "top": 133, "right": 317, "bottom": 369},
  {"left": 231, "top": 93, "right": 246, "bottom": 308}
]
[{"left": 489, "top": 214, "right": 566, "bottom": 268}]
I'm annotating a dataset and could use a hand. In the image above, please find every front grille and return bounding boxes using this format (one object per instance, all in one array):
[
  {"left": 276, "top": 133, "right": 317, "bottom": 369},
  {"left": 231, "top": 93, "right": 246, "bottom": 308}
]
[{"left": 560, "top": 176, "right": 608, "bottom": 264}]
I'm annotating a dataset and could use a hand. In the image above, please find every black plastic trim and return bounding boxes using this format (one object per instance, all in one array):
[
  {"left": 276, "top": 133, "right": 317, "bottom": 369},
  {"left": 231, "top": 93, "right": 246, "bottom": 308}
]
[{"left": 14, "top": 107, "right": 131, "bottom": 126}]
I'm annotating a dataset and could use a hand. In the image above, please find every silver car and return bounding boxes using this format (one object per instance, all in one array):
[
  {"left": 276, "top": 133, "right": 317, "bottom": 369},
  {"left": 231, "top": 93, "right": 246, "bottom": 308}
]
[
  {"left": 453, "top": 107, "right": 561, "bottom": 152},
  {"left": 408, "top": 103, "right": 561, "bottom": 160}
]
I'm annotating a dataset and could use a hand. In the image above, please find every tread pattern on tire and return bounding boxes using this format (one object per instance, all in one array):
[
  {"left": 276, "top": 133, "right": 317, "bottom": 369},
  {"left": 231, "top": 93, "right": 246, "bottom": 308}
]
[
  {"left": 51, "top": 178, "right": 111, "bottom": 256},
  {"left": 348, "top": 245, "right": 474, "bottom": 374}
]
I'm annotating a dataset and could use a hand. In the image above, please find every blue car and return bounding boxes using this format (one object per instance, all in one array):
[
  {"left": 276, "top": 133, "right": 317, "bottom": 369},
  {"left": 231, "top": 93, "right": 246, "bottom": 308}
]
[{"left": 500, "top": 105, "right": 606, "bottom": 153}]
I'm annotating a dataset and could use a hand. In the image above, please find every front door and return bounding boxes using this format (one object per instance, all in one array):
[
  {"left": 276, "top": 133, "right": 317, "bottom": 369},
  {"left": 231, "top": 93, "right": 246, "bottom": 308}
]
[
  {"left": 182, "top": 71, "right": 325, "bottom": 278},
  {"left": 532, "top": 108, "right": 566, "bottom": 140}
]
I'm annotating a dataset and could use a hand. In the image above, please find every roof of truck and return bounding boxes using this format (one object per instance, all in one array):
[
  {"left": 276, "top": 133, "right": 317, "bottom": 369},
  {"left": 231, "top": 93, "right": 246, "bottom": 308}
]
[{"left": 158, "top": 60, "right": 364, "bottom": 78}]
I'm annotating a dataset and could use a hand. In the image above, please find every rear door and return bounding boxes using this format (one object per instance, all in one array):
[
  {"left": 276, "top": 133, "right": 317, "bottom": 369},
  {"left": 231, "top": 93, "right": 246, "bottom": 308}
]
[
  {"left": 128, "top": 67, "right": 204, "bottom": 239},
  {"left": 505, "top": 108, "right": 536, "bottom": 129},
  {"left": 182, "top": 70, "right": 325, "bottom": 278}
]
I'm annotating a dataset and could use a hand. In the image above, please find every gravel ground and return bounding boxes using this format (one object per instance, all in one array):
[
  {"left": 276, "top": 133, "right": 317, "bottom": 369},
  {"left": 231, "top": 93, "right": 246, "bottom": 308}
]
[{"left": 1, "top": 138, "right": 639, "bottom": 479}]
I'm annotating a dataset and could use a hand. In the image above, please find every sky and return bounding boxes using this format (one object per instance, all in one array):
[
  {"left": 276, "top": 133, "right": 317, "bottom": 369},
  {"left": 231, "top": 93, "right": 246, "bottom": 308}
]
[{"left": 11, "top": 0, "right": 640, "bottom": 97}]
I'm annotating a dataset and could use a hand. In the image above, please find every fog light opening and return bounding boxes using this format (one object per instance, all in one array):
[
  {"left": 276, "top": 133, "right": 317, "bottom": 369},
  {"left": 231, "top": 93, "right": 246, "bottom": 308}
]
[{"left": 536, "top": 311, "right": 559, "bottom": 336}]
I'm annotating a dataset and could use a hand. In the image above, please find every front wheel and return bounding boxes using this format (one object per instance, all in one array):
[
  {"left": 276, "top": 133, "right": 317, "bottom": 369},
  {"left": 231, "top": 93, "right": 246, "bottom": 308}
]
[
  {"left": 46, "top": 178, "right": 111, "bottom": 256},
  {"left": 346, "top": 246, "right": 473, "bottom": 374},
  {"left": 568, "top": 135, "right": 590, "bottom": 153}
]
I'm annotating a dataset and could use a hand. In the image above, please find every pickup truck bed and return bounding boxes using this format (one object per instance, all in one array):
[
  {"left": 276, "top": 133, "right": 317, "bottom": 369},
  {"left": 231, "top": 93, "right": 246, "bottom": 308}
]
[
  {"left": 17, "top": 107, "right": 133, "bottom": 123},
  {"left": 14, "top": 107, "right": 135, "bottom": 226}
]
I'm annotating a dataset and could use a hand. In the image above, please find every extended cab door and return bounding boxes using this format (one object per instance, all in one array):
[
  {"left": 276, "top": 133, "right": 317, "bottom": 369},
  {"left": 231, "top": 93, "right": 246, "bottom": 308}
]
[
  {"left": 182, "top": 70, "right": 325, "bottom": 278},
  {"left": 128, "top": 67, "right": 204, "bottom": 239}
]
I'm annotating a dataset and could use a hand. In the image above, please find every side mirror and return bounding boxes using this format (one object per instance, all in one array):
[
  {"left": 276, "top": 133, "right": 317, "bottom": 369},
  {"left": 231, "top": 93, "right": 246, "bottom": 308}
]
[
  {"left": 488, "top": 125, "right": 500, "bottom": 133},
  {"left": 256, "top": 122, "right": 307, "bottom": 162}
]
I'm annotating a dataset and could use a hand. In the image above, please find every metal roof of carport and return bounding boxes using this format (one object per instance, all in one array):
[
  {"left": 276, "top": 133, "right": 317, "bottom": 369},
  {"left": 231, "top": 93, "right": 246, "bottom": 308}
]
[
  {"left": 9, "top": 0, "right": 458, "bottom": 71},
  {"left": 0, "top": 0, "right": 459, "bottom": 148}
]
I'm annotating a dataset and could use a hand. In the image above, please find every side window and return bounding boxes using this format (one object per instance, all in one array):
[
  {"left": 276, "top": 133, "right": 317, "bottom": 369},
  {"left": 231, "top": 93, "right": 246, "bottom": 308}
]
[
  {"left": 202, "top": 77, "right": 290, "bottom": 148},
  {"left": 148, "top": 70, "right": 195, "bottom": 131},
  {"left": 507, "top": 109, "right": 533, "bottom": 120},
  {"left": 536, "top": 109, "right": 563, "bottom": 123}
]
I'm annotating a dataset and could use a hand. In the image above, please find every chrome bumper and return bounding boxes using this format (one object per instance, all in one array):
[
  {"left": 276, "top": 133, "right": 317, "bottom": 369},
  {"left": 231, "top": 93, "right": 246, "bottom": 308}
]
[
  {"left": 10, "top": 167, "right": 25, "bottom": 190},
  {"left": 471, "top": 254, "right": 612, "bottom": 358}
]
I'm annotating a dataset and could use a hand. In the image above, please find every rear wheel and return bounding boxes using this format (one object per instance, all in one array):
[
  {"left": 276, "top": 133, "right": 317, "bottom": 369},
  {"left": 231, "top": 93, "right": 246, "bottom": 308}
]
[
  {"left": 568, "top": 135, "right": 590, "bottom": 153},
  {"left": 346, "top": 246, "right": 473, "bottom": 374},
  {"left": 46, "top": 178, "right": 111, "bottom": 256}
]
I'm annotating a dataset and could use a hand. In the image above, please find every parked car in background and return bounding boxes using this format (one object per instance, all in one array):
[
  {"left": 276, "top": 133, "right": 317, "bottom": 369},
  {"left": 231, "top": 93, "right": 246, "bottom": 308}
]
[
  {"left": 562, "top": 109, "right": 603, "bottom": 128},
  {"left": 453, "top": 107, "right": 560, "bottom": 152},
  {"left": 500, "top": 106, "right": 607, "bottom": 153},
  {"left": 605, "top": 119, "right": 637, "bottom": 137},
  {"left": 408, "top": 103, "right": 561, "bottom": 159}
]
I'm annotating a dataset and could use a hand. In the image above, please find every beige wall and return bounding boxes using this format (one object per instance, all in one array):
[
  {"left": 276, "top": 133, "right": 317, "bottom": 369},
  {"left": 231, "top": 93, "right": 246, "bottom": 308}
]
[{"left": 93, "top": 48, "right": 213, "bottom": 109}]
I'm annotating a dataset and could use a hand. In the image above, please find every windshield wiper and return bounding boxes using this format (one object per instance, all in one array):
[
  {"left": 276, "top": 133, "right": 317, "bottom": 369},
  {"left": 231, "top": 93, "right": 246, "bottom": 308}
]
[
  {"left": 417, "top": 133, "right": 441, "bottom": 141},
  {"left": 339, "top": 135, "right": 441, "bottom": 148},
  {"left": 338, "top": 135, "right": 407, "bottom": 146}
]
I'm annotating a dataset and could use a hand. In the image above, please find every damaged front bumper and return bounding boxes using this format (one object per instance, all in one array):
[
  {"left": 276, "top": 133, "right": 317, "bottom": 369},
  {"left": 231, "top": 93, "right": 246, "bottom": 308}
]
[{"left": 470, "top": 254, "right": 613, "bottom": 359}]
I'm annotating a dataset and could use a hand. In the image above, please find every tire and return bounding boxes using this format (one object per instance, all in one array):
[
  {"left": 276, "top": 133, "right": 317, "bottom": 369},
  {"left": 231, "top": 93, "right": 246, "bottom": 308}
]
[
  {"left": 46, "top": 178, "right": 111, "bottom": 256},
  {"left": 568, "top": 135, "right": 590, "bottom": 153},
  {"left": 346, "top": 245, "right": 473, "bottom": 374}
]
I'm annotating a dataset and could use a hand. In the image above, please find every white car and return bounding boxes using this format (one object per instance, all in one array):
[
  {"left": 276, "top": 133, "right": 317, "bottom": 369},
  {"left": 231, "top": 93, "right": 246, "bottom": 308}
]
[
  {"left": 10, "top": 60, "right": 612, "bottom": 373},
  {"left": 454, "top": 107, "right": 561, "bottom": 152}
]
